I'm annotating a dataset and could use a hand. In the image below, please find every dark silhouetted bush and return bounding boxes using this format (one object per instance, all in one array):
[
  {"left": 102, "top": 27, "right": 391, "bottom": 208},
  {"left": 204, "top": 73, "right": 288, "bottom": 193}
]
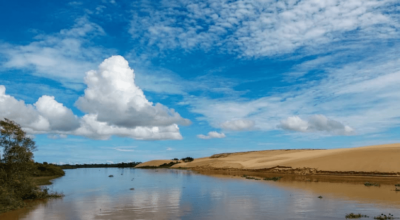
[{"left": 181, "top": 157, "right": 194, "bottom": 162}]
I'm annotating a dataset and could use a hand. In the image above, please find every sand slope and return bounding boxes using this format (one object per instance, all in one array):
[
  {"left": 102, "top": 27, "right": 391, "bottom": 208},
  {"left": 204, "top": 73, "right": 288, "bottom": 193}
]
[{"left": 161, "top": 143, "right": 400, "bottom": 173}]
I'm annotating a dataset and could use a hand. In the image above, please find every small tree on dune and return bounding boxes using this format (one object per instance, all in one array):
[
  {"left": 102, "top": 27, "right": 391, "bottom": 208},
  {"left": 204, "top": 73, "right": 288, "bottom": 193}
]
[{"left": 181, "top": 157, "right": 194, "bottom": 162}]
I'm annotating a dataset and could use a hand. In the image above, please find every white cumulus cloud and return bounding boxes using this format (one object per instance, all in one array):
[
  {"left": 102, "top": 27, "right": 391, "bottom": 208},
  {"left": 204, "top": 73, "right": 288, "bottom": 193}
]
[
  {"left": 0, "top": 56, "right": 190, "bottom": 140},
  {"left": 76, "top": 55, "right": 191, "bottom": 128},
  {"left": 197, "top": 131, "right": 226, "bottom": 139},
  {"left": 280, "top": 115, "right": 354, "bottom": 135},
  {"left": 35, "top": 96, "right": 80, "bottom": 131},
  {"left": 74, "top": 114, "right": 183, "bottom": 140},
  {"left": 0, "top": 85, "right": 76, "bottom": 133}
]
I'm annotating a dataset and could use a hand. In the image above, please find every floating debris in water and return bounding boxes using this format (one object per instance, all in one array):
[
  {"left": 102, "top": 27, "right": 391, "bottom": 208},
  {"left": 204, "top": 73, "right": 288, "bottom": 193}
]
[
  {"left": 318, "top": 196, "right": 323, "bottom": 199},
  {"left": 364, "top": 182, "right": 380, "bottom": 187},
  {"left": 263, "top": 177, "right": 282, "bottom": 181},
  {"left": 129, "top": 188, "right": 135, "bottom": 190},
  {"left": 374, "top": 213, "right": 397, "bottom": 220},
  {"left": 108, "top": 175, "right": 114, "bottom": 177}
]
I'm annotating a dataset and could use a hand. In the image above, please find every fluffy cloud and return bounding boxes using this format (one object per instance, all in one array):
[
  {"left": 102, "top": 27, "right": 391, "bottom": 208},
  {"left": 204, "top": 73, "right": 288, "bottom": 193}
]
[
  {"left": 130, "top": 0, "right": 399, "bottom": 57},
  {"left": 76, "top": 56, "right": 190, "bottom": 128},
  {"left": 74, "top": 114, "right": 183, "bottom": 140},
  {"left": 35, "top": 96, "right": 80, "bottom": 131},
  {"left": 220, "top": 119, "right": 254, "bottom": 131},
  {"left": 280, "top": 115, "right": 354, "bottom": 135},
  {"left": 0, "top": 56, "right": 190, "bottom": 140},
  {"left": 197, "top": 131, "right": 226, "bottom": 139},
  {"left": 0, "top": 85, "right": 77, "bottom": 133}
]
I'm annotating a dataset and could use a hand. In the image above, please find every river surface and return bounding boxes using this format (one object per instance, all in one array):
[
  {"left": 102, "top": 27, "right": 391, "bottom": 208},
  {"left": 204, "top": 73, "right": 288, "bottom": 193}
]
[{"left": 1, "top": 168, "right": 400, "bottom": 220}]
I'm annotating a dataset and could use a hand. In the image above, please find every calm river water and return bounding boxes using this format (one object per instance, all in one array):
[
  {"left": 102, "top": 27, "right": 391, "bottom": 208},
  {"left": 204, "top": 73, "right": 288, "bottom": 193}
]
[{"left": 1, "top": 168, "right": 400, "bottom": 220}]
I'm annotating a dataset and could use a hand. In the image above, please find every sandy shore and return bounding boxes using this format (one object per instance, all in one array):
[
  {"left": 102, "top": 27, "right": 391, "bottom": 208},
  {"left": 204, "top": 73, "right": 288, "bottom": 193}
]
[{"left": 137, "top": 143, "right": 400, "bottom": 176}]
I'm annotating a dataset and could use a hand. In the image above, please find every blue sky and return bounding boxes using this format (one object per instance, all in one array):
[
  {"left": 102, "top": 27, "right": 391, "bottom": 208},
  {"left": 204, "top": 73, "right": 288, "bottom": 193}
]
[{"left": 0, "top": 0, "right": 399, "bottom": 164}]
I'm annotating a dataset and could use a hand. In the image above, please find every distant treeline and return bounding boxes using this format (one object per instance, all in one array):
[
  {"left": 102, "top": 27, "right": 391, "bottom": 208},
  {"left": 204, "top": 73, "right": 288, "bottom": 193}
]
[{"left": 58, "top": 162, "right": 142, "bottom": 169}]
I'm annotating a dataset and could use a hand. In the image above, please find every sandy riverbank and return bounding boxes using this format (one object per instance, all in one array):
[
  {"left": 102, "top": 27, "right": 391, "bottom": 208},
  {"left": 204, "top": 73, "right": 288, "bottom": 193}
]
[{"left": 136, "top": 143, "right": 400, "bottom": 176}]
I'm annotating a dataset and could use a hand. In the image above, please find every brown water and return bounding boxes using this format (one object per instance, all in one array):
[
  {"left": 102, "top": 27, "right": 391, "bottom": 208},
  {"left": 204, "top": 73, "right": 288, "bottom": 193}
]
[{"left": 1, "top": 168, "right": 400, "bottom": 220}]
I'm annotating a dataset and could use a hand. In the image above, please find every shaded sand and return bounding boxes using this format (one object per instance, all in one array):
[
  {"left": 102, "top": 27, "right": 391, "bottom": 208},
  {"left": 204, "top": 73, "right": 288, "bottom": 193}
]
[{"left": 138, "top": 143, "right": 400, "bottom": 175}]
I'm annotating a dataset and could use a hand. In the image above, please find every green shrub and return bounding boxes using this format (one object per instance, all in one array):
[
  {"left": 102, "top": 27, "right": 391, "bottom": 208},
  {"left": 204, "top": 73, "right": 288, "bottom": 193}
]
[
  {"left": 263, "top": 177, "right": 282, "bottom": 181},
  {"left": 345, "top": 213, "right": 369, "bottom": 219},
  {"left": 364, "top": 182, "right": 380, "bottom": 187},
  {"left": 181, "top": 157, "right": 194, "bottom": 162},
  {"left": 374, "top": 213, "right": 395, "bottom": 220}
]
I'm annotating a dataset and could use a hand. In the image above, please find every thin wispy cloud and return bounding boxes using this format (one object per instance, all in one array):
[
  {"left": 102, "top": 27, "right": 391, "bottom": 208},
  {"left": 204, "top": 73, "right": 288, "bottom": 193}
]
[
  {"left": 0, "top": 17, "right": 108, "bottom": 90},
  {"left": 197, "top": 131, "right": 226, "bottom": 139},
  {"left": 129, "top": 0, "right": 399, "bottom": 57},
  {"left": 114, "top": 147, "right": 136, "bottom": 152},
  {"left": 186, "top": 46, "right": 400, "bottom": 135}
]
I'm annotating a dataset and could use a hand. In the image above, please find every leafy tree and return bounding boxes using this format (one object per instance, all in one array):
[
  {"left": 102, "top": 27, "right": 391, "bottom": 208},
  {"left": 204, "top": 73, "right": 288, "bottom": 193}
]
[
  {"left": 0, "top": 118, "right": 59, "bottom": 213},
  {"left": 0, "top": 118, "right": 36, "bottom": 163}
]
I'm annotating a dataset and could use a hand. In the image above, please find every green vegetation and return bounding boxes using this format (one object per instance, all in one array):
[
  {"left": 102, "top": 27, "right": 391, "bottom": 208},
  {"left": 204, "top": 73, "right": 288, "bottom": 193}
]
[
  {"left": 181, "top": 157, "right": 194, "bottom": 162},
  {"left": 33, "top": 176, "right": 62, "bottom": 186},
  {"left": 33, "top": 162, "right": 65, "bottom": 177},
  {"left": 374, "top": 213, "right": 396, "bottom": 220},
  {"left": 240, "top": 175, "right": 282, "bottom": 181},
  {"left": 0, "top": 119, "right": 64, "bottom": 213},
  {"left": 263, "top": 176, "right": 282, "bottom": 181},
  {"left": 245, "top": 176, "right": 258, "bottom": 180},
  {"left": 345, "top": 213, "right": 369, "bottom": 219},
  {"left": 364, "top": 182, "right": 380, "bottom": 187},
  {"left": 159, "top": 162, "right": 179, "bottom": 168}
]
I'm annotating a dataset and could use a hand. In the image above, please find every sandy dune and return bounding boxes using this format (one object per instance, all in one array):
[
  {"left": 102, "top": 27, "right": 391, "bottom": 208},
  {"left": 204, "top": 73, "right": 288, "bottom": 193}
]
[
  {"left": 138, "top": 144, "right": 400, "bottom": 174},
  {"left": 135, "top": 160, "right": 172, "bottom": 168}
]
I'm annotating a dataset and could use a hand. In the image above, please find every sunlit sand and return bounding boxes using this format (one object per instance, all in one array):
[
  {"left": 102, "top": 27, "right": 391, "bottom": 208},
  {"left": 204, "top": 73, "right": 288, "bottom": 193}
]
[{"left": 139, "top": 143, "right": 400, "bottom": 175}]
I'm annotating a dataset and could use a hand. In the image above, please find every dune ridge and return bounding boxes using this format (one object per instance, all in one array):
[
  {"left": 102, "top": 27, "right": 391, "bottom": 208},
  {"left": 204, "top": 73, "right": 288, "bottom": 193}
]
[{"left": 137, "top": 144, "right": 400, "bottom": 176}]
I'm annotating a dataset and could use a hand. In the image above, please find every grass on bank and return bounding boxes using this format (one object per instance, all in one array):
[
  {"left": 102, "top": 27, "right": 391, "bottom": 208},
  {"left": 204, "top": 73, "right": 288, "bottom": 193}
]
[{"left": 0, "top": 163, "right": 65, "bottom": 213}]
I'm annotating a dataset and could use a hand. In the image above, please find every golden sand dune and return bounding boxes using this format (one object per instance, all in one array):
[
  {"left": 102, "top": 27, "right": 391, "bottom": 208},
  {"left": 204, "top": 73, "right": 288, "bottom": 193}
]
[
  {"left": 138, "top": 144, "right": 400, "bottom": 174},
  {"left": 135, "top": 160, "right": 172, "bottom": 168}
]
